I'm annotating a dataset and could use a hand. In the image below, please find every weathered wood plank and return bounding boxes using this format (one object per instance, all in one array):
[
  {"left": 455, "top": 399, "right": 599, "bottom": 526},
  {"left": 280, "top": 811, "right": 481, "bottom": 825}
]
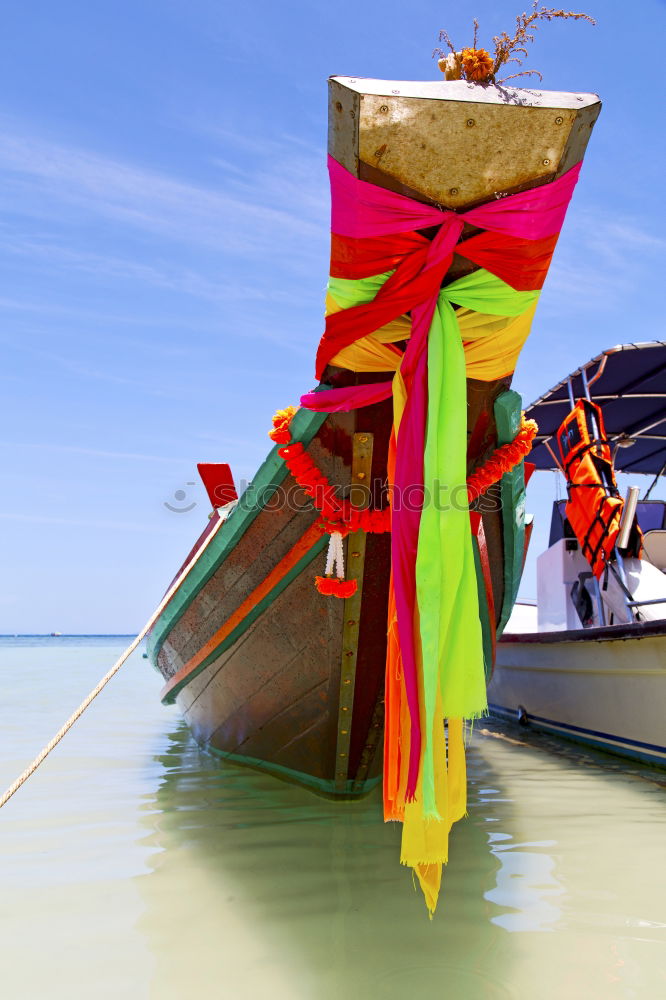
[{"left": 334, "top": 432, "right": 374, "bottom": 790}]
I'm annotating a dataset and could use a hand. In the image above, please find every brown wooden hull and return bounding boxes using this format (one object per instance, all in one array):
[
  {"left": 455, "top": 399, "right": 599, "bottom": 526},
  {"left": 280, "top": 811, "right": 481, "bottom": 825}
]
[
  {"left": 150, "top": 381, "right": 509, "bottom": 796},
  {"left": 151, "top": 406, "right": 390, "bottom": 795}
]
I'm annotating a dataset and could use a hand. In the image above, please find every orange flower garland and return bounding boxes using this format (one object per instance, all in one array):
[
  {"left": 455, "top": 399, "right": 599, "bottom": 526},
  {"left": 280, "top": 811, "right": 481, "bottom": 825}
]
[
  {"left": 467, "top": 415, "right": 537, "bottom": 502},
  {"left": 269, "top": 411, "right": 390, "bottom": 598},
  {"left": 269, "top": 405, "right": 299, "bottom": 444},
  {"left": 274, "top": 439, "right": 391, "bottom": 538},
  {"left": 269, "top": 407, "right": 537, "bottom": 597},
  {"left": 314, "top": 576, "right": 358, "bottom": 598}
]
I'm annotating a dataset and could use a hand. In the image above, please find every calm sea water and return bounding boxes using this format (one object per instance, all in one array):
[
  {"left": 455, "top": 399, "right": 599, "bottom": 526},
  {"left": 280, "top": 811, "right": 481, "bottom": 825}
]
[{"left": 0, "top": 636, "right": 663, "bottom": 999}]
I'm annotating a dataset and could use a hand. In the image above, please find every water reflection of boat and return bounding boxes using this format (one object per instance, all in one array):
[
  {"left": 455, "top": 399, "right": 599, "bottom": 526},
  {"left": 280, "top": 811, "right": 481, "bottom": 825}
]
[
  {"left": 147, "top": 76, "right": 600, "bottom": 799},
  {"left": 489, "top": 342, "right": 666, "bottom": 765},
  {"left": 138, "top": 720, "right": 515, "bottom": 994},
  {"left": 139, "top": 717, "right": 664, "bottom": 990}
]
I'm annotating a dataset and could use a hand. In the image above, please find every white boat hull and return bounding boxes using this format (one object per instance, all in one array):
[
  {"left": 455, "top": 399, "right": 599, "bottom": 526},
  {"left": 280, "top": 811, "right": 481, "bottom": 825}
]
[{"left": 487, "top": 621, "right": 666, "bottom": 766}]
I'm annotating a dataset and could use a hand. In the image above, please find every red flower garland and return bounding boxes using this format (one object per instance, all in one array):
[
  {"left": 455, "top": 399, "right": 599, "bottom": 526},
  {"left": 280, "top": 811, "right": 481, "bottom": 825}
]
[
  {"left": 315, "top": 576, "right": 358, "bottom": 598},
  {"left": 272, "top": 437, "right": 390, "bottom": 539},
  {"left": 269, "top": 413, "right": 390, "bottom": 598},
  {"left": 466, "top": 416, "right": 537, "bottom": 502},
  {"left": 269, "top": 407, "right": 537, "bottom": 598},
  {"left": 269, "top": 406, "right": 299, "bottom": 444}
]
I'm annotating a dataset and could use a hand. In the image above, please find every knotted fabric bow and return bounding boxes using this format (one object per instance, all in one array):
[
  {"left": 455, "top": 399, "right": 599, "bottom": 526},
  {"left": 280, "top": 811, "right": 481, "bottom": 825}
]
[{"left": 300, "top": 155, "right": 581, "bottom": 912}]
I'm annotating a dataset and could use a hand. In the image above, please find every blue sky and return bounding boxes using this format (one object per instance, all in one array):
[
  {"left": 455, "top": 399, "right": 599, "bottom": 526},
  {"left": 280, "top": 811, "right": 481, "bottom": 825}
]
[{"left": 2, "top": 0, "right": 665, "bottom": 632}]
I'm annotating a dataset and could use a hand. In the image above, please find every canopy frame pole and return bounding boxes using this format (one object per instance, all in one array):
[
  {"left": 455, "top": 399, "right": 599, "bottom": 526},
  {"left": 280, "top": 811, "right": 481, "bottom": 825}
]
[
  {"left": 586, "top": 353, "right": 607, "bottom": 390},
  {"left": 643, "top": 458, "right": 666, "bottom": 501},
  {"left": 544, "top": 440, "right": 564, "bottom": 475}
]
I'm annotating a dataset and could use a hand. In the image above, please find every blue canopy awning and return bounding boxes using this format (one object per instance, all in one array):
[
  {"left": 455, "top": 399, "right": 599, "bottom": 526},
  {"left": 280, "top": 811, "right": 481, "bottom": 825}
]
[{"left": 526, "top": 341, "right": 666, "bottom": 475}]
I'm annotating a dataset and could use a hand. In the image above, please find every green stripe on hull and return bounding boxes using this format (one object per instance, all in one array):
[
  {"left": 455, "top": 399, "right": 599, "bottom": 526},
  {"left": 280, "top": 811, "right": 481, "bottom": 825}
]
[
  {"left": 161, "top": 535, "right": 328, "bottom": 704},
  {"left": 148, "top": 405, "right": 327, "bottom": 665},
  {"left": 201, "top": 744, "right": 382, "bottom": 798},
  {"left": 471, "top": 535, "right": 494, "bottom": 682},
  {"left": 495, "top": 390, "right": 527, "bottom": 637}
]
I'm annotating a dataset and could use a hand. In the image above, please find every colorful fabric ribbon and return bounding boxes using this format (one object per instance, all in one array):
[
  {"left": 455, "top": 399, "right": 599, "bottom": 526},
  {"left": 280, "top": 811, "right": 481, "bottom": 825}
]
[{"left": 300, "top": 154, "right": 581, "bottom": 913}]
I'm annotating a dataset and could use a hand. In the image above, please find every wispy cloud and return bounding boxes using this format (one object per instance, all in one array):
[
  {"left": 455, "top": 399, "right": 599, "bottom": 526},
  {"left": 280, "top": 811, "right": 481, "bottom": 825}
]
[
  {"left": 0, "top": 292, "right": 314, "bottom": 364},
  {"left": 0, "top": 337, "right": 185, "bottom": 396},
  {"left": 0, "top": 511, "right": 174, "bottom": 533},
  {"left": 201, "top": 124, "right": 319, "bottom": 159},
  {"left": 0, "top": 117, "right": 327, "bottom": 357},
  {"left": 0, "top": 234, "right": 312, "bottom": 307},
  {"left": 541, "top": 208, "right": 664, "bottom": 311},
  {"left": 575, "top": 212, "right": 666, "bottom": 274},
  {"left": 540, "top": 257, "right": 630, "bottom": 309},
  {"left": 0, "top": 293, "right": 213, "bottom": 332},
  {"left": 199, "top": 122, "right": 327, "bottom": 224},
  {"left": 0, "top": 121, "right": 327, "bottom": 262},
  {"left": 0, "top": 440, "right": 194, "bottom": 464}
]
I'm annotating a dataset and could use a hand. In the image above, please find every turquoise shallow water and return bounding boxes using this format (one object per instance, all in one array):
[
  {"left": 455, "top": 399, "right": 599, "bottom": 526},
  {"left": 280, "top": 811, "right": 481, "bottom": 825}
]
[{"left": 0, "top": 636, "right": 664, "bottom": 999}]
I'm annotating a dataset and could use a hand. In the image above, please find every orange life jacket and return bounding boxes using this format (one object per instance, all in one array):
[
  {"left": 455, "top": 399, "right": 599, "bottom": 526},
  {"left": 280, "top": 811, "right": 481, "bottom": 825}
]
[{"left": 557, "top": 399, "right": 628, "bottom": 578}]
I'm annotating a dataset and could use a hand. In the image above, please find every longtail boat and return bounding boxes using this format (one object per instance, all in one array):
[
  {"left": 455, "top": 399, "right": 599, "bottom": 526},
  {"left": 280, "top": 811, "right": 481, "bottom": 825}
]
[{"left": 148, "top": 75, "right": 600, "bottom": 911}]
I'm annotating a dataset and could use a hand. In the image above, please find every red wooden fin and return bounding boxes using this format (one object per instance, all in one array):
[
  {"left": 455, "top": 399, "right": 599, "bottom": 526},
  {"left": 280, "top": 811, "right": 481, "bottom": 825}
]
[
  {"left": 524, "top": 461, "right": 536, "bottom": 487},
  {"left": 197, "top": 463, "right": 238, "bottom": 508}
]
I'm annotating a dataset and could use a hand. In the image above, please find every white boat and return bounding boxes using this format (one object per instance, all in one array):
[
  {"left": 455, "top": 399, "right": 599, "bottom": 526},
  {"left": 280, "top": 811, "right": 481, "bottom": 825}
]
[{"left": 488, "top": 342, "right": 666, "bottom": 766}]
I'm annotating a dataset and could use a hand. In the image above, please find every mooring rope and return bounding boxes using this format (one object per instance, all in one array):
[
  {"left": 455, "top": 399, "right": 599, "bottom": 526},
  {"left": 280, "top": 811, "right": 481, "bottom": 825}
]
[{"left": 0, "top": 509, "right": 230, "bottom": 811}]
